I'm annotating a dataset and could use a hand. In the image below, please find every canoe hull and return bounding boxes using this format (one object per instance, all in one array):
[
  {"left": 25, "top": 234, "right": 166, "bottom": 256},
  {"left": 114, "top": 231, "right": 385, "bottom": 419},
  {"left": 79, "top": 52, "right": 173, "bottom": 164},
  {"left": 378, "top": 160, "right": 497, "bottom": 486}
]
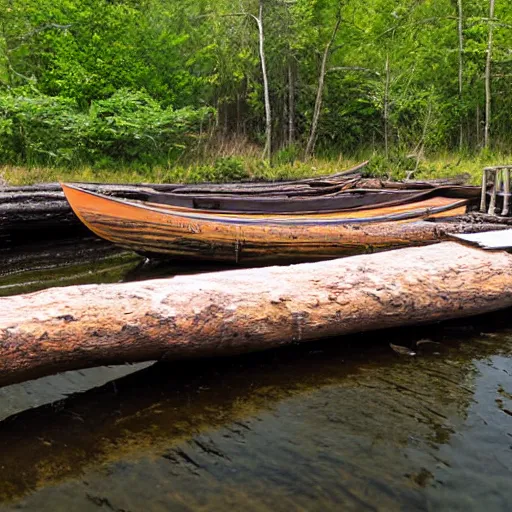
[{"left": 62, "top": 184, "right": 469, "bottom": 264}]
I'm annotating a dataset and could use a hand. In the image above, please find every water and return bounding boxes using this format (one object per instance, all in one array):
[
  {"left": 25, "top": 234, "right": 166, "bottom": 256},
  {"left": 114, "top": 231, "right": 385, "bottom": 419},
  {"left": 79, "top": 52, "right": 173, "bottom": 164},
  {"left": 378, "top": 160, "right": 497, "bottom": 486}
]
[{"left": 0, "top": 239, "right": 511, "bottom": 511}]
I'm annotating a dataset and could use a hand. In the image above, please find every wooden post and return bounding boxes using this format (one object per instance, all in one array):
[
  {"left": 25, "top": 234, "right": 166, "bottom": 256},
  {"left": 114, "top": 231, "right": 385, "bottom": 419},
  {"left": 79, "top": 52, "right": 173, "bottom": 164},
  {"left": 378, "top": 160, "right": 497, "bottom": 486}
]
[
  {"left": 488, "top": 169, "right": 497, "bottom": 215},
  {"left": 480, "top": 168, "right": 488, "bottom": 212},
  {"left": 503, "top": 169, "right": 511, "bottom": 216},
  {"left": 483, "top": 166, "right": 512, "bottom": 217}
]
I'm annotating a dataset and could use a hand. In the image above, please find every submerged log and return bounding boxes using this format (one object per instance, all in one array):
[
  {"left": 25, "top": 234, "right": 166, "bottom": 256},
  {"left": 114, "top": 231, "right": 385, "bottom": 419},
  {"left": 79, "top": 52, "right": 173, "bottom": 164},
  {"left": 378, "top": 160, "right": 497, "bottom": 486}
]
[{"left": 1, "top": 240, "right": 512, "bottom": 387}]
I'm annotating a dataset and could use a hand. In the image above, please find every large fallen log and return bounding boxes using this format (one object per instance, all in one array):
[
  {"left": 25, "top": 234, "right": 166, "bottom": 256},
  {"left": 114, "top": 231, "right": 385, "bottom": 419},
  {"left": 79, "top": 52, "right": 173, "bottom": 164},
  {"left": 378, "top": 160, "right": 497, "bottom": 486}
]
[{"left": 1, "top": 240, "right": 512, "bottom": 387}]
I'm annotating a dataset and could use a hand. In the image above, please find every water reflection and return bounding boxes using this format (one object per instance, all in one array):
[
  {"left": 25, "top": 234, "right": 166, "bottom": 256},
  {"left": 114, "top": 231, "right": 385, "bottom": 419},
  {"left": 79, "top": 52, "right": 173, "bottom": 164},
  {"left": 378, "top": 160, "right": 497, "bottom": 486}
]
[
  {"left": 0, "top": 315, "right": 509, "bottom": 511},
  {"left": 0, "top": 237, "right": 232, "bottom": 297}
]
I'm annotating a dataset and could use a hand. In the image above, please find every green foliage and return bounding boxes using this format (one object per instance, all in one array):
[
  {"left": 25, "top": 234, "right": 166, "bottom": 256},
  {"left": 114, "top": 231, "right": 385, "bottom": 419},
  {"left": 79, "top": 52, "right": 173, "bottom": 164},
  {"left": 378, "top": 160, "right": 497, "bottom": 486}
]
[
  {"left": 274, "top": 144, "right": 300, "bottom": 165},
  {"left": 0, "top": 89, "right": 213, "bottom": 166},
  {"left": 186, "top": 157, "right": 250, "bottom": 183},
  {"left": 365, "top": 152, "right": 417, "bottom": 180},
  {"left": 1, "top": 0, "right": 512, "bottom": 171}
]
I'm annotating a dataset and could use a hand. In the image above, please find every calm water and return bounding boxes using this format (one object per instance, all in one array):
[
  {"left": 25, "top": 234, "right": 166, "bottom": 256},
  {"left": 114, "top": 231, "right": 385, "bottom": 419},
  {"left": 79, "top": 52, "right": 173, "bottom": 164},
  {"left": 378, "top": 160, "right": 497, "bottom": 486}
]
[{"left": 0, "top": 239, "right": 510, "bottom": 511}]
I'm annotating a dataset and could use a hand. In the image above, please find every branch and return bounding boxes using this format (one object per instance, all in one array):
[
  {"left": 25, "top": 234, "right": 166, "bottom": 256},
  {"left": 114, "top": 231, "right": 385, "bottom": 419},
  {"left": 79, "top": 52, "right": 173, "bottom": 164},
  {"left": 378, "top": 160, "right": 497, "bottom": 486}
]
[
  {"left": 377, "top": 16, "right": 458, "bottom": 39},
  {"left": 195, "top": 12, "right": 258, "bottom": 23}
]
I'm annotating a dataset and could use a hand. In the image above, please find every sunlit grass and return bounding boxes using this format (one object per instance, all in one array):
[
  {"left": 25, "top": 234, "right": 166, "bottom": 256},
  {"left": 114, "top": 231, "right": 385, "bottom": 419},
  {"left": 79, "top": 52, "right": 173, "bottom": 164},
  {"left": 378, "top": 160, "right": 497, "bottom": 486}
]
[
  {"left": 0, "top": 157, "right": 361, "bottom": 186},
  {"left": 1, "top": 150, "right": 510, "bottom": 186}
]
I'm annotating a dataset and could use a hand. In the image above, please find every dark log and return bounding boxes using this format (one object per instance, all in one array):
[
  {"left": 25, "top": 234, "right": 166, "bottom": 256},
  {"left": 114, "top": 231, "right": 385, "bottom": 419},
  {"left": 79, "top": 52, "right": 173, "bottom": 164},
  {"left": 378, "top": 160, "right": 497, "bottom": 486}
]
[{"left": 1, "top": 240, "right": 512, "bottom": 387}]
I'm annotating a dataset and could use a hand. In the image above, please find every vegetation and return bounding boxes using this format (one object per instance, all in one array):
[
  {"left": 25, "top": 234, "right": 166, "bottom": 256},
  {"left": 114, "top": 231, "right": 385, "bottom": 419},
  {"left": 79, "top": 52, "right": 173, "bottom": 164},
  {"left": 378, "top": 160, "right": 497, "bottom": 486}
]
[
  {"left": 4, "top": 152, "right": 509, "bottom": 187},
  {"left": 1, "top": 0, "right": 511, "bottom": 180}
]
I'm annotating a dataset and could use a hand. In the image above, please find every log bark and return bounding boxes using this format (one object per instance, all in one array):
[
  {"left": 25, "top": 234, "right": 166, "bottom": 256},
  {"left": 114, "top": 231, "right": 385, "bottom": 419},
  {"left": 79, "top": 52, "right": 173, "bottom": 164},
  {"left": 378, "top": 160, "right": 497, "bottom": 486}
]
[{"left": 1, "top": 240, "right": 512, "bottom": 387}]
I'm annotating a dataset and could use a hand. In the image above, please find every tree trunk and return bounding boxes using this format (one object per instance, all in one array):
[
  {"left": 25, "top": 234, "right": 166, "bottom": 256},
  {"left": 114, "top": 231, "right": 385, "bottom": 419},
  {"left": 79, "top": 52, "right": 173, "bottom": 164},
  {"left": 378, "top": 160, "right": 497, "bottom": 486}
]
[
  {"left": 305, "top": 7, "right": 342, "bottom": 158},
  {"left": 476, "top": 103, "right": 481, "bottom": 146},
  {"left": 256, "top": 0, "right": 272, "bottom": 160},
  {"left": 384, "top": 54, "right": 390, "bottom": 158},
  {"left": 457, "top": 0, "right": 464, "bottom": 149},
  {"left": 484, "top": 0, "right": 495, "bottom": 149},
  {"left": 1, "top": 239, "right": 511, "bottom": 387},
  {"left": 288, "top": 59, "right": 296, "bottom": 145}
]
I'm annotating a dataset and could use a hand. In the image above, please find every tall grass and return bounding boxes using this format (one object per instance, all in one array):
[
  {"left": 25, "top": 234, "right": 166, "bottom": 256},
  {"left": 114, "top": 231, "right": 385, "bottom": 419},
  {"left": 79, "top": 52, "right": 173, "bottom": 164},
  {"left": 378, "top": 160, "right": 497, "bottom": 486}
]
[{"left": 1, "top": 148, "right": 510, "bottom": 186}]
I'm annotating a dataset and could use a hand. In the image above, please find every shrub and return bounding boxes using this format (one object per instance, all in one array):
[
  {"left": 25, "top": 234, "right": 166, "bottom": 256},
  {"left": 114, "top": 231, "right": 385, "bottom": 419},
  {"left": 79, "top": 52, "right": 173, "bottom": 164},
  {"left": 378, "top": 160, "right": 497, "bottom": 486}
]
[
  {"left": 184, "top": 157, "right": 249, "bottom": 183},
  {"left": 0, "top": 89, "right": 214, "bottom": 167}
]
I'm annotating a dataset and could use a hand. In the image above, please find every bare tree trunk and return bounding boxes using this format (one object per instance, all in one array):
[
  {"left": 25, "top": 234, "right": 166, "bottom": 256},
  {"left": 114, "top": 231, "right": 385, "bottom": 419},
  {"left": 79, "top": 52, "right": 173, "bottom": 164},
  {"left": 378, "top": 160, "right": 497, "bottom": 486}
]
[
  {"left": 457, "top": 0, "right": 464, "bottom": 149},
  {"left": 484, "top": 0, "right": 495, "bottom": 149},
  {"left": 288, "top": 59, "right": 296, "bottom": 145},
  {"left": 255, "top": 0, "right": 272, "bottom": 160},
  {"left": 476, "top": 103, "right": 481, "bottom": 146},
  {"left": 305, "top": 7, "right": 342, "bottom": 159},
  {"left": 236, "top": 93, "right": 241, "bottom": 136},
  {"left": 1, "top": 240, "right": 512, "bottom": 387},
  {"left": 384, "top": 54, "right": 390, "bottom": 158},
  {"left": 408, "top": 99, "right": 433, "bottom": 179}
]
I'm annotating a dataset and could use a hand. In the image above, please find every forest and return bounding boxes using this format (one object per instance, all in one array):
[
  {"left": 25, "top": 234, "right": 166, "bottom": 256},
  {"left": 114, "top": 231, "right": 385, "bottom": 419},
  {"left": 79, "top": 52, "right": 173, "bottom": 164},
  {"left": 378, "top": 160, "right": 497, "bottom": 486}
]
[{"left": 0, "top": 0, "right": 510, "bottom": 182}]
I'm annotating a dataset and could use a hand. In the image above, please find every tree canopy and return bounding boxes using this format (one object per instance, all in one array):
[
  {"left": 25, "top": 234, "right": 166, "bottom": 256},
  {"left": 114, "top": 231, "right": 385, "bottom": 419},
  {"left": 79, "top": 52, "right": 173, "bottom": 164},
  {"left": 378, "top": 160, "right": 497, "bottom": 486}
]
[{"left": 0, "top": 0, "right": 510, "bottom": 167}]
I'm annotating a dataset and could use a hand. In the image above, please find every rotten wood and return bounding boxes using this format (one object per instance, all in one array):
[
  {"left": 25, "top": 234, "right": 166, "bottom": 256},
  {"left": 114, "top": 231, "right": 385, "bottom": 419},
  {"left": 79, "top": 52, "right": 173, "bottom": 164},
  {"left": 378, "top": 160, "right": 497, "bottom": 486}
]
[{"left": 1, "top": 240, "right": 512, "bottom": 387}]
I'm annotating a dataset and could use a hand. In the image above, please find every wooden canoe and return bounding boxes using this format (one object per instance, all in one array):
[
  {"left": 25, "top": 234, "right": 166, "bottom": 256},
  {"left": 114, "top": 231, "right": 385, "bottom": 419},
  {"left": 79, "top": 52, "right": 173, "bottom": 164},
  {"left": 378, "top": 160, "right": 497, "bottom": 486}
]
[
  {"left": 62, "top": 183, "right": 470, "bottom": 264},
  {"left": 142, "top": 185, "right": 479, "bottom": 214}
]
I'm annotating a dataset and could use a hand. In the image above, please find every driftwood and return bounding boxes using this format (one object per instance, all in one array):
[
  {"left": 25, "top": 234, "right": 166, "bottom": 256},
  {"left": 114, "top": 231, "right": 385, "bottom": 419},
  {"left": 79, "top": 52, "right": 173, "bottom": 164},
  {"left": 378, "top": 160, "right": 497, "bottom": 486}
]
[{"left": 1, "top": 239, "right": 512, "bottom": 387}]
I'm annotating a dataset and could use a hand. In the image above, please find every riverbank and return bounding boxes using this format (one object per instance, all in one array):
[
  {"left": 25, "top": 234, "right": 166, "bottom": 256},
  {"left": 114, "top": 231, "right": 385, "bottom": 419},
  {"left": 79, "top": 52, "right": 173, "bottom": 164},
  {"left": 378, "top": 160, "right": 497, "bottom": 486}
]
[{"left": 2, "top": 151, "right": 511, "bottom": 187}]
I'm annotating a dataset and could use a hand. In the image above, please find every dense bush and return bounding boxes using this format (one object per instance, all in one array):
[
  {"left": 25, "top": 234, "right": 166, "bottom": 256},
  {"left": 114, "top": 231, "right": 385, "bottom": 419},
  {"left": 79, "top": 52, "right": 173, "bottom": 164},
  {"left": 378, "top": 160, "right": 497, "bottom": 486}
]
[{"left": 0, "top": 89, "right": 213, "bottom": 166}]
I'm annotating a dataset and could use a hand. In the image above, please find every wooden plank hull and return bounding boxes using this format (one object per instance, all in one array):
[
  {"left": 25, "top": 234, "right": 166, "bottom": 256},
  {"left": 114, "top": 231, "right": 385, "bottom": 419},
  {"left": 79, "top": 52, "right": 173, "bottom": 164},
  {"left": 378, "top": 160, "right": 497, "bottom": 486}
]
[{"left": 62, "top": 184, "right": 469, "bottom": 263}]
